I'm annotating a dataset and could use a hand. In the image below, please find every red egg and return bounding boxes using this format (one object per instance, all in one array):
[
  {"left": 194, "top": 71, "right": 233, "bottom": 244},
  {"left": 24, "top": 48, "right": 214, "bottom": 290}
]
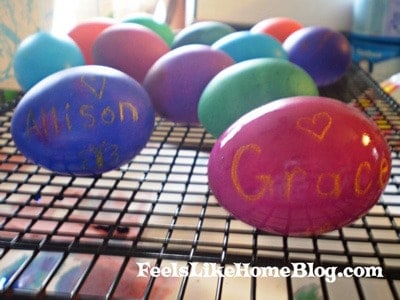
[
  {"left": 251, "top": 17, "right": 303, "bottom": 43},
  {"left": 68, "top": 17, "right": 116, "bottom": 64},
  {"left": 92, "top": 23, "right": 170, "bottom": 83},
  {"left": 208, "top": 96, "right": 391, "bottom": 236}
]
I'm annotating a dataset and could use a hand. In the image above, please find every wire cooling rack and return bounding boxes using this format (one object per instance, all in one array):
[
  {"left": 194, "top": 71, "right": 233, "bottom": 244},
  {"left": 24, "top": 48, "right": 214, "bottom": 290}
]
[{"left": 0, "top": 64, "right": 400, "bottom": 299}]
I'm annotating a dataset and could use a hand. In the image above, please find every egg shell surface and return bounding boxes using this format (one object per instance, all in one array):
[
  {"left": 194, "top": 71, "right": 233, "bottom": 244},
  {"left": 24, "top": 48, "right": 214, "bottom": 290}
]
[
  {"left": 208, "top": 96, "right": 391, "bottom": 236},
  {"left": 122, "top": 13, "right": 174, "bottom": 46},
  {"left": 11, "top": 65, "right": 155, "bottom": 176},
  {"left": 13, "top": 31, "right": 84, "bottom": 91},
  {"left": 92, "top": 23, "right": 170, "bottom": 83},
  {"left": 251, "top": 17, "right": 303, "bottom": 43},
  {"left": 198, "top": 58, "right": 319, "bottom": 138},
  {"left": 143, "top": 45, "right": 235, "bottom": 124},
  {"left": 283, "top": 26, "right": 352, "bottom": 87},
  {"left": 68, "top": 17, "right": 116, "bottom": 64},
  {"left": 172, "top": 21, "right": 236, "bottom": 49},
  {"left": 212, "top": 31, "right": 288, "bottom": 62}
]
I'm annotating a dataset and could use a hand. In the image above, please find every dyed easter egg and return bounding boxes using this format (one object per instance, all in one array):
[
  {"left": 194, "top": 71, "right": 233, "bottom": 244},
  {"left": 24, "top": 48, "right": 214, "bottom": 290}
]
[
  {"left": 92, "top": 23, "right": 170, "bottom": 83},
  {"left": 198, "top": 58, "right": 318, "bottom": 138},
  {"left": 11, "top": 65, "right": 155, "bottom": 176},
  {"left": 208, "top": 96, "right": 391, "bottom": 236},
  {"left": 283, "top": 26, "right": 352, "bottom": 87},
  {"left": 251, "top": 17, "right": 303, "bottom": 43},
  {"left": 172, "top": 21, "right": 236, "bottom": 49},
  {"left": 144, "top": 45, "right": 234, "bottom": 124},
  {"left": 212, "top": 31, "right": 288, "bottom": 62},
  {"left": 122, "top": 13, "right": 174, "bottom": 46},
  {"left": 13, "top": 31, "right": 84, "bottom": 91},
  {"left": 68, "top": 17, "right": 116, "bottom": 64}
]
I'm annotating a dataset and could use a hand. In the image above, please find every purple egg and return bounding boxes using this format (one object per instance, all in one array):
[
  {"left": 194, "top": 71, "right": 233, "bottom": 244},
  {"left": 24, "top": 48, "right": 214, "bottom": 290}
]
[
  {"left": 92, "top": 23, "right": 170, "bottom": 83},
  {"left": 283, "top": 26, "right": 351, "bottom": 87},
  {"left": 143, "top": 45, "right": 235, "bottom": 124}
]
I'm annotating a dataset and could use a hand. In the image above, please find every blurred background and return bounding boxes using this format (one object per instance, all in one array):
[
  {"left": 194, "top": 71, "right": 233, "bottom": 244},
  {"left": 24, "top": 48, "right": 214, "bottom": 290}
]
[{"left": 2, "top": 0, "right": 400, "bottom": 90}]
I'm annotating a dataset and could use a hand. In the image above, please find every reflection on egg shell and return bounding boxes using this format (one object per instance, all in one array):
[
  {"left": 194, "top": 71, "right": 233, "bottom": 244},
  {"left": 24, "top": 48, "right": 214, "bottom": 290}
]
[
  {"left": 143, "top": 45, "right": 235, "bottom": 124},
  {"left": 11, "top": 65, "right": 155, "bottom": 176},
  {"left": 172, "top": 21, "right": 236, "bottom": 49},
  {"left": 198, "top": 58, "right": 319, "bottom": 138},
  {"left": 92, "top": 23, "right": 170, "bottom": 83},
  {"left": 208, "top": 96, "right": 391, "bottom": 236},
  {"left": 212, "top": 31, "right": 288, "bottom": 62}
]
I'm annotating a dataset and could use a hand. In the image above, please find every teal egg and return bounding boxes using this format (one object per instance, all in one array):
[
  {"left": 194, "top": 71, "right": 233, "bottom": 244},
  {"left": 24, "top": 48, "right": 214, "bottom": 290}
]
[
  {"left": 212, "top": 31, "right": 288, "bottom": 62},
  {"left": 198, "top": 58, "right": 319, "bottom": 137},
  {"left": 172, "top": 21, "right": 235, "bottom": 49},
  {"left": 13, "top": 31, "right": 84, "bottom": 91}
]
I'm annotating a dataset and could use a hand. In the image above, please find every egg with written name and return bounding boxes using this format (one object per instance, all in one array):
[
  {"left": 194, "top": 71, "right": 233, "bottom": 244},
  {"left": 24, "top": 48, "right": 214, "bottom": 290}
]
[
  {"left": 11, "top": 65, "right": 155, "bottom": 176},
  {"left": 198, "top": 58, "right": 318, "bottom": 138},
  {"left": 208, "top": 96, "right": 391, "bottom": 236}
]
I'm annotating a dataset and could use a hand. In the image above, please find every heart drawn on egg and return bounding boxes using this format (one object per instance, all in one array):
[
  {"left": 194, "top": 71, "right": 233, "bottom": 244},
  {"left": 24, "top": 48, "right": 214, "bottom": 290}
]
[
  {"left": 81, "top": 75, "right": 106, "bottom": 99},
  {"left": 296, "top": 112, "right": 333, "bottom": 141}
]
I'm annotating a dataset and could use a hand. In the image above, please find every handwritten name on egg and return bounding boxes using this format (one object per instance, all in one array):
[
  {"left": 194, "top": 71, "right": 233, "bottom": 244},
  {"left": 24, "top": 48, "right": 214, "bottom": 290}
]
[
  {"left": 208, "top": 96, "right": 392, "bottom": 236},
  {"left": 25, "top": 98, "right": 139, "bottom": 138},
  {"left": 11, "top": 65, "right": 155, "bottom": 175},
  {"left": 230, "top": 142, "right": 390, "bottom": 203}
]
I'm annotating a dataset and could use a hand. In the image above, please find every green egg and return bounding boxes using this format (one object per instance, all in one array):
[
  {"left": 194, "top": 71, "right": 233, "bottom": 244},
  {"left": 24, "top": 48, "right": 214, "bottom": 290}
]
[
  {"left": 198, "top": 58, "right": 319, "bottom": 137},
  {"left": 172, "top": 21, "right": 235, "bottom": 49},
  {"left": 122, "top": 14, "right": 174, "bottom": 46}
]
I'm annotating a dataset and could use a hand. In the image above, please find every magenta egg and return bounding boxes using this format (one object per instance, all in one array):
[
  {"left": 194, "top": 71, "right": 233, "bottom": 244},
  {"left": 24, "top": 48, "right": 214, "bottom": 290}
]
[
  {"left": 283, "top": 26, "right": 352, "bottom": 87},
  {"left": 208, "top": 96, "right": 391, "bottom": 236},
  {"left": 92, "top": 23, "right": 170, "bottom": 83},
  {"left": 143, "top": 45, "right": 235, "bottom": 124}
]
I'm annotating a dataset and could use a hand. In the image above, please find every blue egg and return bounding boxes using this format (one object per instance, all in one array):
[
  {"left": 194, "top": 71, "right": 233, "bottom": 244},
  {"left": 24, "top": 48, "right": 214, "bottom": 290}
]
[
  {"left": 13, "top": 31, "right": 85, "bottom": 92},
  {"left": 212, "top": 31, "right": 288, "bottom": 62},
  {"left": 11, "top": 65, "right": 155, "bottom": 176}
]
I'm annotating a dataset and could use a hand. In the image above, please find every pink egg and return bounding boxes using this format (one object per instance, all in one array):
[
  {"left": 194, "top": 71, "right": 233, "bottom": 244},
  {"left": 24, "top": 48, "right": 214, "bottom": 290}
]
[
  {"left": 68, "top": 17, "right": 116, "bottom": 64},
  {"left": 251, "top": 17, "right": 303, "bottom": 43},
  {"left": 208, "top": 96, "right": 391, "bottom": 236},
  {"left": 92, "top": 23, "right": 170, "bottom": 83},
  {"left": 143, "top": 45, "right": 234, "bottom": 124}
]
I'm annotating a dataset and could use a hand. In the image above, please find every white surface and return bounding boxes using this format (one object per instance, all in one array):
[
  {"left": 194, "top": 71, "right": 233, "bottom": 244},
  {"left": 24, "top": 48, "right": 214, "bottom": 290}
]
[{"left": 187, "top": 0, "right": 355, "bottom": 31}]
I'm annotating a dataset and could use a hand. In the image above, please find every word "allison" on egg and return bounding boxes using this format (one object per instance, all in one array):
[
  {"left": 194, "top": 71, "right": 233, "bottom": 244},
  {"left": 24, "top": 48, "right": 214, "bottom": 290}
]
[{"left": 25, "top": 101, "right": 139, "bottom": 139}]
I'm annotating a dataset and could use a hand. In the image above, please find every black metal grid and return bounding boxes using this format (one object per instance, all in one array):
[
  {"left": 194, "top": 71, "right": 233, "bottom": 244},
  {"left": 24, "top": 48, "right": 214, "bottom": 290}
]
[{"left": 0, "top": 64, "right": 399, "bottom": 299}]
